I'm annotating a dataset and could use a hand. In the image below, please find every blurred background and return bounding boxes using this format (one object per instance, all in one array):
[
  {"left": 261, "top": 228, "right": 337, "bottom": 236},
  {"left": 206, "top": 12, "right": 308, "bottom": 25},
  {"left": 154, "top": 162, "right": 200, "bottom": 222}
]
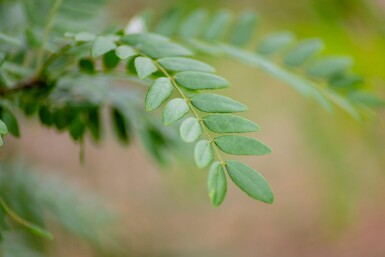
[{"left": 2, "top": 0, "right": 385, "bottom": 256}]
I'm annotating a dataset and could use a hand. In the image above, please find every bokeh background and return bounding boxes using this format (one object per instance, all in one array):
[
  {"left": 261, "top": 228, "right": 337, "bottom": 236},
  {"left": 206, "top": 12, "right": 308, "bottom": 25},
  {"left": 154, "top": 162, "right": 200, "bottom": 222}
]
[{"left": 4, "top": 0, "right": 385, "bottom": 256}]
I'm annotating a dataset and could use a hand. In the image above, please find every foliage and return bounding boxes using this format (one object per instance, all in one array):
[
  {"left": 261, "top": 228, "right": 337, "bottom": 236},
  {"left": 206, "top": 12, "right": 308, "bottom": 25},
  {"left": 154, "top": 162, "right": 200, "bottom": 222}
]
[{"left": 0, "top": 0, "right": 383, "bottom": 246}]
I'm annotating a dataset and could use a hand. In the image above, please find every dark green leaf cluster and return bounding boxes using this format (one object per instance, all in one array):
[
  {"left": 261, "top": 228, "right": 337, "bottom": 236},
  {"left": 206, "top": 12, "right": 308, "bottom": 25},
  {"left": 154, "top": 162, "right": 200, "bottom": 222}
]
[{"left": 148, "top": 7, "right": 384, "bottom": 119}]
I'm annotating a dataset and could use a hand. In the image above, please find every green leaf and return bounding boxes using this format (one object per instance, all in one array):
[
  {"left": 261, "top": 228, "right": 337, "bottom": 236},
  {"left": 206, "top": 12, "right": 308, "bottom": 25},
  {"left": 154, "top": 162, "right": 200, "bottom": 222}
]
[
  {"left": 137, "top": 41, "right": 193, "bottom": 59},
  {"left": 214, "top": 135, "right": 271, "bottom": 155},
  {"left": 348, "top": 91, "right": 385, "bottom": 107},
  {"left": 180, "top": 118, "right": 202, "bottom": 143},
  {"left": 191, "top": 93, "right": 247, "bottom": 113},
  {"left": 121, "top": 33, "right": 169, "bottom": 46},
  {"left": 134, "top": 57, "right": 158, "bottom": 80},
  {"left": 203, "top": 114, "right": 259, "bottom": 133},
  {"left": 103, "top": 50, "right": 120, "bottom": 70},
  {"left": 115, "top": 45, "right": 136, "bottom": 59},
  {"left": 203, "top": 9, "right": 232, "bottom": 41},
  {"left": 111, "top": 108, "right": 129, "bottom": 144},
  {"left": 91, "top": 36, "right": 117, "bottom": 57},
  {"left": 229, "top": 11, "right": 258, "bottom": 46},
  {"left": 257, "top": 32, "right": 295, "bottom": 55},
  {"left": 74, "top": 32, "right": 96, "bottom": 42},
  {"left": 284, "top": 38, "right": 324, "bottom": 67},
  {"left": 194, "top": 140, "right": 214, "bottom": 168},
  {"left": 175, "top": 71, "right": 229, "bottom": 90},
  {"left": 69, "top": 115, "right": 85, "bottom": 141},
  {"left": 158, "top": 57, "right": 215, "bottom": 72},
  {"left": 38, "top": 106, "right": 53, "bottom": 126},
  {"left": 208, "top": 162, "right": 227, "bottom": 206},
  {"left": 78, "top": 58, "right": 95, "bottom": 73},
  {"left": 307, "top": 56, "right": 353, "bottom": 78},
  {"left": 0, "top": 107, "right": 20, "bottom": 137},
  {"left": 0, "top": 119, "right": 8, "bottom": 135},
  {"left": 178, "top": 9, "right": 208, "bottom": 38},
  {"left": 226, "top": 160, "right": 274, "bottom": 204},
  {"left": 154, "top": 7, "right": 184, "bottom": 36},
  {"left": 145, "top": 77, "right": 173, "bottom": 111},
  {"left": 162, "top": 98, "right": 189, "bottom": 125}
]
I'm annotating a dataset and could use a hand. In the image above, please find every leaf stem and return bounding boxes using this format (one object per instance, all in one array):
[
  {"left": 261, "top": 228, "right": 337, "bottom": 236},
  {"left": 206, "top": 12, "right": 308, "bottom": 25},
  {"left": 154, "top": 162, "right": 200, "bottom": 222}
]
[
  {"left": 36, "top": 0, "right": 63, "bottom": 72},
  {"left": 0, "top": 197, "right": 53, "bottom": 240}
]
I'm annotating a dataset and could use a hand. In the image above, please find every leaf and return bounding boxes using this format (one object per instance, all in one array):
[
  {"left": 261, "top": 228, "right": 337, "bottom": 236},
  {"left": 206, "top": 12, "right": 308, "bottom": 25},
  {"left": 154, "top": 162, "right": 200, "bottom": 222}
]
[
  {"left": 194, "top": 140, "right": 214, "bottom": 168},
  {"left": 284, "top": 38, "right": 324, "bottom": 67},
  {"left": 111, "top": 108, "right": 129, "bottom": 144},
  {"left": 178, "top": 9, "right": 208, "bottom": 38},
  {"left": 75, "top": 32, "right": 96, "bottom": 42},
  {"left": 348, "top": 91, "right": 385, "bottom": 107},
  {"left": 226, "top": 160, "right": 274, "bottom": 204},
  {"left": 203, "top": 114, "right": 259, "bottom": 133},
  {"left": 208, "top": 162, "right": 227, "bottom": 206},
  {"left": 203, "top": 9, "right": 232, "bottom": 41},
  {"left": 91, "top": 36, "right": 117, "bottom": 57},
  {"left": 257, "top": 32, "right": 295, "bottom": 55},
  {"left": 0, "top": 136, "right": 2, "bottom": 146},
  {"left": 121, "top": 33, "right": 169, "bottom": 46},
  {"left": 103, "top": 50, "right": 120, "bottom": 70},
  {"left": 162, "top": 98, "right": 189, "bottom": 125},
  {"left": 69, "top": 115, "right": 85, "bottom": 141},
  {"left": 78, "top": 59, "right": 95, "bottom": 73},
  {"left": 180, "top": 118, "right": 202, "bottom": 143},
  {"left": 137, "top": 41, "right": 193, "bottom": 59},
  {"left": 0, "top": 119, "right": 7, "bottom": 135},
  {"left": 115, "top": 45, "right": 136, "bottom": 59},
  {"left": 38, "top": 106, "right": 53, "bottom": 126},
  {"left": 191, "top": 93, "right": 247, "bottom": 113},
  {"left": 307, "top": 56, "right": 353, "bottom": 78},
  {"left": 154, "top": 7, "right": 184, "bottom": 36},
  {"left": 145, "top": 77, "right": 173, "bottom": 111},
  {"left": 134, "top": 57, "right": 158, "bottom": 80},
  {"left": 175, "top": 71, "right": 229, "bottom": 90},
  {"left": 229, "top": 11, "right": 258, "bottom": 46},
  {"left": 0, "top": 107, "right": 20, "bottom": 137},
  {"left": 158, "top": 57, "right": 215, "bottom": 72},
  {"left": 214, "top": 135, "right": 271, "bottom": 155}
]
